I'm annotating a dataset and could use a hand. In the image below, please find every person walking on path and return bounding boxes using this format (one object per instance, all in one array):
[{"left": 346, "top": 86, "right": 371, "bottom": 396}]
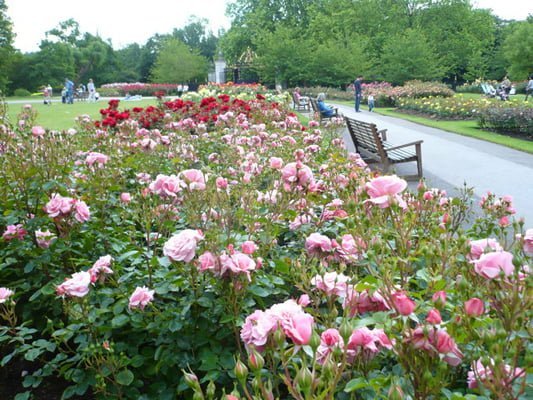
[
  {"left": 354, "top": 75, "right": 363, "bottom": 112},
  {"left": 87, "top": 79, "right": 96, "bottom": 102}
]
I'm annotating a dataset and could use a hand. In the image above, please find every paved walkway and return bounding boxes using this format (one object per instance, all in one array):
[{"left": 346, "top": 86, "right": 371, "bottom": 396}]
[{"left": 332, "top": 103, "right": 533, "bottom": 226}]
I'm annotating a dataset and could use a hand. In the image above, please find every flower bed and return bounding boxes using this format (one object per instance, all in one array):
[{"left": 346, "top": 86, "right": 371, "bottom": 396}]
[
  {"left": 0, "top": 90, "right": 531, "bottom": 400},
  {"left": 477, "top": 106, "right": 533, "bottom": 137},
  {"left": 100, "top": 82, "right": 181, "bottom": 96}
]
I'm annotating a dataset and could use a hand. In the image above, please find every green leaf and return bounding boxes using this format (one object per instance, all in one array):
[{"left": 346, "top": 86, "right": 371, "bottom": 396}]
[
  {"left": 111, "top": 315, "right": 129, "bottom": 328},
  {"left": 344, "top": 377, "right": 369, "bottom": 392},
  {"left": 14, "top": 392, "right": 31, "bottom": 400},
  {"left": 116, "top": 369, "right": 134, "bottom": 386},
  {"left": 248, "top": 285, "right": 270, "bottom": 297}
]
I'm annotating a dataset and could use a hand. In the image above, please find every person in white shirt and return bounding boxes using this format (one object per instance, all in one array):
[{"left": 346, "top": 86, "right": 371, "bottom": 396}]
[{"left": 87, "top": 79, "right": 96, "bottom": 102}]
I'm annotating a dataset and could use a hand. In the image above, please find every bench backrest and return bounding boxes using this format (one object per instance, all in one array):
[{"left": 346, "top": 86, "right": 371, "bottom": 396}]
[{"left": 344, "top": 117, "right": 386, "bottom": 159}]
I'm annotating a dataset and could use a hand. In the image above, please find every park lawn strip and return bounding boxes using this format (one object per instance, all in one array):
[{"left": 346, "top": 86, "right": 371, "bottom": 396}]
[
  {"left": 374, "top": 108, "right": 533, "bottom": 154},
  {"left": 4, "top": 97, "right": 159, "bottom": 131},
  {"left": 333, "top": 100, "right": 533, "bottom": 154}
]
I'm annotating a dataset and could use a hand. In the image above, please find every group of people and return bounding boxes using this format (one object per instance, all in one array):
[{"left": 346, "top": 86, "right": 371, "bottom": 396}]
[
  {"left": 293, "top": 75, "right": 374, "bottom": 118},
  {"left": 58, "top": 78, "right": 98, "bottom": 104}
]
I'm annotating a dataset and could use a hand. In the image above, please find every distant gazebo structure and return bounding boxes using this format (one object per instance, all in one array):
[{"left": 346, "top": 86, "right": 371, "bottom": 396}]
[{"left": 224, "top": 47, "right": 260, "bottom": 84}]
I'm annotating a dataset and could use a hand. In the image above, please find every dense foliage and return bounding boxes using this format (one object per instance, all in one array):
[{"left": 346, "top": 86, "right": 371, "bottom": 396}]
[{"left": 0, "top": 86, "right": 531, "bottom": 400}]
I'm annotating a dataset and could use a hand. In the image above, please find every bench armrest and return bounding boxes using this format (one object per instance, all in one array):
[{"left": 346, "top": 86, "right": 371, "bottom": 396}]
[
  {"left": 385, "top": 140, "right": 423, "bottom": 152},
  {"left": 377, "top": 129, "right": 387, "bottom": 141}
]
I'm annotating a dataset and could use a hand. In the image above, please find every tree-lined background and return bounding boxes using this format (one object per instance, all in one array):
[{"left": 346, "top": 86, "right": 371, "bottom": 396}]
[{"left": 0, "top": 0, "right": 532, "bottom": 94}]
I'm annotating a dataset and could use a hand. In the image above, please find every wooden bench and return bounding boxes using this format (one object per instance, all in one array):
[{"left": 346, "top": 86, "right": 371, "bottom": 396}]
[
  {"left": 291, "top": 92, "right": 310, "bottom": 112},
  {"left": 74, "top": 91, "right": 89, "bottom": 102},
  {"left": 344, "top": 116, "right": 423, "bottom": 179},
  {"left": 310, "top": 98, "right": 339, "bottom": 123}
]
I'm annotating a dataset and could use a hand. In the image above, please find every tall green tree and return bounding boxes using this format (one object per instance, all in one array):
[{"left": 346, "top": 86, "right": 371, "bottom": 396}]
[
  {"left": 172, "top": 17, "right": 219, "bottom": 60},
  {"left": 502, "top": 19, "right": 533, "bottom": 80},
  {"left": 0, "top": 0, "right": 16, "bottom": 92},
  {"left": 380, "top": 28, "right": 444, "bottom": 84},
  {"left": 150, "top": 38, "right": 208, "bottom": 83}
]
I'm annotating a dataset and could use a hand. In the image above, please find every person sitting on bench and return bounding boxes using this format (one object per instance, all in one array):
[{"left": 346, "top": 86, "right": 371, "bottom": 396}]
[{"left": 317, "top": 93, "right": 337, "bottom": 117}]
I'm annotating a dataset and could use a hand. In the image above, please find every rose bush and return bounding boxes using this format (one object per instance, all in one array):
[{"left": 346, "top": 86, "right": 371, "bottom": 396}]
[{"left": 0, "top": 86, "right": 531, "bottom": 400}]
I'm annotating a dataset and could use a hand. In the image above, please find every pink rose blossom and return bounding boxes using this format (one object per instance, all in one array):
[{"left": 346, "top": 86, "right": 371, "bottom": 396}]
[
  {"left": 464, "top": 298, "right": 484, "bottom": 316},
  {"left": 426, "top": 309, "right": 442, "bottom": 324},
  {"left": 432, "top": 291, "right": 447, "bottom": 306},
  {"left": 2, "top": 224, "right": 27, "bottom": 241},
  {"left": 305, "top": 233, "right": 333, "bottom": 256},
  {"left": 45, "top": 193, "right": 73, "bottom": 218},
  {"left": 343, "top": 287, "right": 390, "bottom": 316},
  {"left": 56, "top": 271, "right": 91, "bottom": 298},
  {"left": 31, "top": 126, "right": 45, "bottom": 138},
  {"left": 408, "top": 326, "right": 463, "bottom": 366},
  {"left": 523, "top": 229, "right": 533, "bottom": 255},
  {"left": 311, "top": 272, "right": 349, "bottom": 297},
  {"left": 197, "top": 251, "right": 218, "bottom": 272},
  {"left": 120, "top": 193, "right": 131, "bottom": 203},
  {"left": 88, "top": 255, "right": 113, "bottom": 283},
  {"left": 297, "top": 294, "right": 311, "bottom": 307},
  {"left": 474, "top": 251, "right": 515, "bottom": 279},
  {"left": 180, "top": 169, "right": 206, "bottom": 191},
  {"left": 468, "top": 238, "right": 503, "bottom": 260},
  {"left": 467, "top": 358, "right": 525, "bottom": 390},
  {"left": 0, "top": 287, "right": 14, "bottom": 303},
  {"left": 215, "top": 177, "right": 228, "bottom": 190},
  {"left": 35, "top": 229, "right": 56, "bottom": 248},
  {"left": 240, "top": 310, "right": 277, "bottom": 349},
  {"left": 269, "top": 157, "right": 283, "bottom": 169},
  {"left": 316, "top": 328, "right": 344, "bottom": 364},
  {"left": 73, "top": 200, "right": 90, "bottom": 222},
  {"left": 241, "top": 240, "right": 258, "bottom": 255},
  {"left": 128, "top": 286, "right": 154, "bottom": 310},
  {"left": 85, "top": 152, "right": 109, "bottom": 168},
  {"left": 365, "top": 175, "right": 407, "bottom": 208},
  {"left": 163, "top": 229, "right": 204, "bottom": 262},
  {"left": 220, "top": 252, "right": 256, "bottom": 280},
  {"left": 149, "top": 174, "right": 183, "bottom": 197},
  {"left": 347, "top": 327, "right": 392, "bottom": 362},
  {"left": 391, "top": 291, "right": 416, "bottom": 315}
]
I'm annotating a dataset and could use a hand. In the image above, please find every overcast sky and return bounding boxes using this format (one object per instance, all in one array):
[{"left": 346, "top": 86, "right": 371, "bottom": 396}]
[{"left": 5, "top": 0, "right": 532, "bottom": 53}]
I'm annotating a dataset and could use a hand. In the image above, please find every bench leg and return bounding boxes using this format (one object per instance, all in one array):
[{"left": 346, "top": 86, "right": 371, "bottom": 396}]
[{"left": 415, "top": 143, "right": 423, "bottom": 178}]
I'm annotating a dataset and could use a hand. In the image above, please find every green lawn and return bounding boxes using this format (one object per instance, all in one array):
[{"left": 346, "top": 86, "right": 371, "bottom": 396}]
[
  {"left": 3, "top": 97, "right": 159, "bottom": 131},
  {"left": 334, "top": 98, "right": 533, "bottom": 154}
]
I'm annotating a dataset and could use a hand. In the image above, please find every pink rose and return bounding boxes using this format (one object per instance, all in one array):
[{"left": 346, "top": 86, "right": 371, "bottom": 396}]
[
  {"left": 391, "top": 291, "right": 416, "bottom": 315},
  {"left": 316, "top": 328, "right": 343, "bottom": 364},
  {"left": 467, "top": 359, "right": 525, "bottom": 390},
  {"left": 305, "top": 233, "right": 333, "bottom": 256},
  {"left": 468, "top": 238, "right": 502, "bottom": 260},
  {"left": 426, "top": 309, "right": 442, "bottom": 324},
  {"left": 35, "top": 229, "right": 56, "bottom": 248},
  {"left": 31, "top": 126, "right": 45, "bottom": 138},
  {"left": 347, "top": 327, "right": 392, "bottom": 362},
  {"left": 56, "top": 271, "right": 91, "bottom": 298},
  {"left": 163, "top": 229, "right": 204, "bottom": 262},
  {"left": 120, "top": 193, "right": 131, "bottom": 203},
  {"left": 2, "top": 224, "right": 27, "bottom": 241},
  {"left": 311, "top": 272, "right": 349, "bottom": 297},
  {"left": 0, "top": 287, "right": 14, "bottom": 303},
  {"left": 283, "top": 312, "right": 314, "bottom": 345},
  {"left": 240, "top": 310, "right": 277, "bottom": 349},
  {"left": 180, "top": 169, "right": 206, "bottom": 191},
  {"left": 432, "top": 291, "right": 447, "bottom": 306},
  {"left": 45, "top": 193, "right": 73, "bottom": 218},
  {"left": 128, "top": 286, "right": 154, "bottom": 310},
  {"left": 269, "top": 157, "right": 283, "bottom": 169},
  {"left": 297, "top": 294, "right": 311, "bottom": 307},
  {"left": 474, "top": 251, "right": 515, "bottom": 279},
  {"left": 220, "top": 252, "right": 256, "bottom": 280},
  {"left": 215, "top": 177, "right": 228, "bottom": 190},
  {"left": 365, "top": 175, "right": 407, "bottom": 208},
  {"left": 73, "top": 200, "right": 90, "bottom": 222},
  {"left": 88, "top": 255, "right": 113, "bottom": 283},
  {"left": 149, "top": 174, "right": 183, "bottom": 197},
  {"left": 85, "top": 152, "right": 109, "bottom": 168},
  {"left": 280, "top": 162, "right": 314, "bottom": 190},
  {"left": 241, "top": 240, "right": 258, "bottom": 255},
  {"left": 197, "top": 251, "right": 218, "bottom": 272},
  {"left": 523, "top": 228, "right": 533, "bottom": 255},
  {"left": 464, "top": 298, "right": 484, "bottom": 316}
]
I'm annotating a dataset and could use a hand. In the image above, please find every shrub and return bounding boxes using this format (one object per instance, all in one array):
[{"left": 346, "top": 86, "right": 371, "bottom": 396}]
[
  {"left": 477, "top": 106, "right": 533, "bottom": 136},
  {"left": 13, "top": 88, "right": 32, "bottom": 97}
]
